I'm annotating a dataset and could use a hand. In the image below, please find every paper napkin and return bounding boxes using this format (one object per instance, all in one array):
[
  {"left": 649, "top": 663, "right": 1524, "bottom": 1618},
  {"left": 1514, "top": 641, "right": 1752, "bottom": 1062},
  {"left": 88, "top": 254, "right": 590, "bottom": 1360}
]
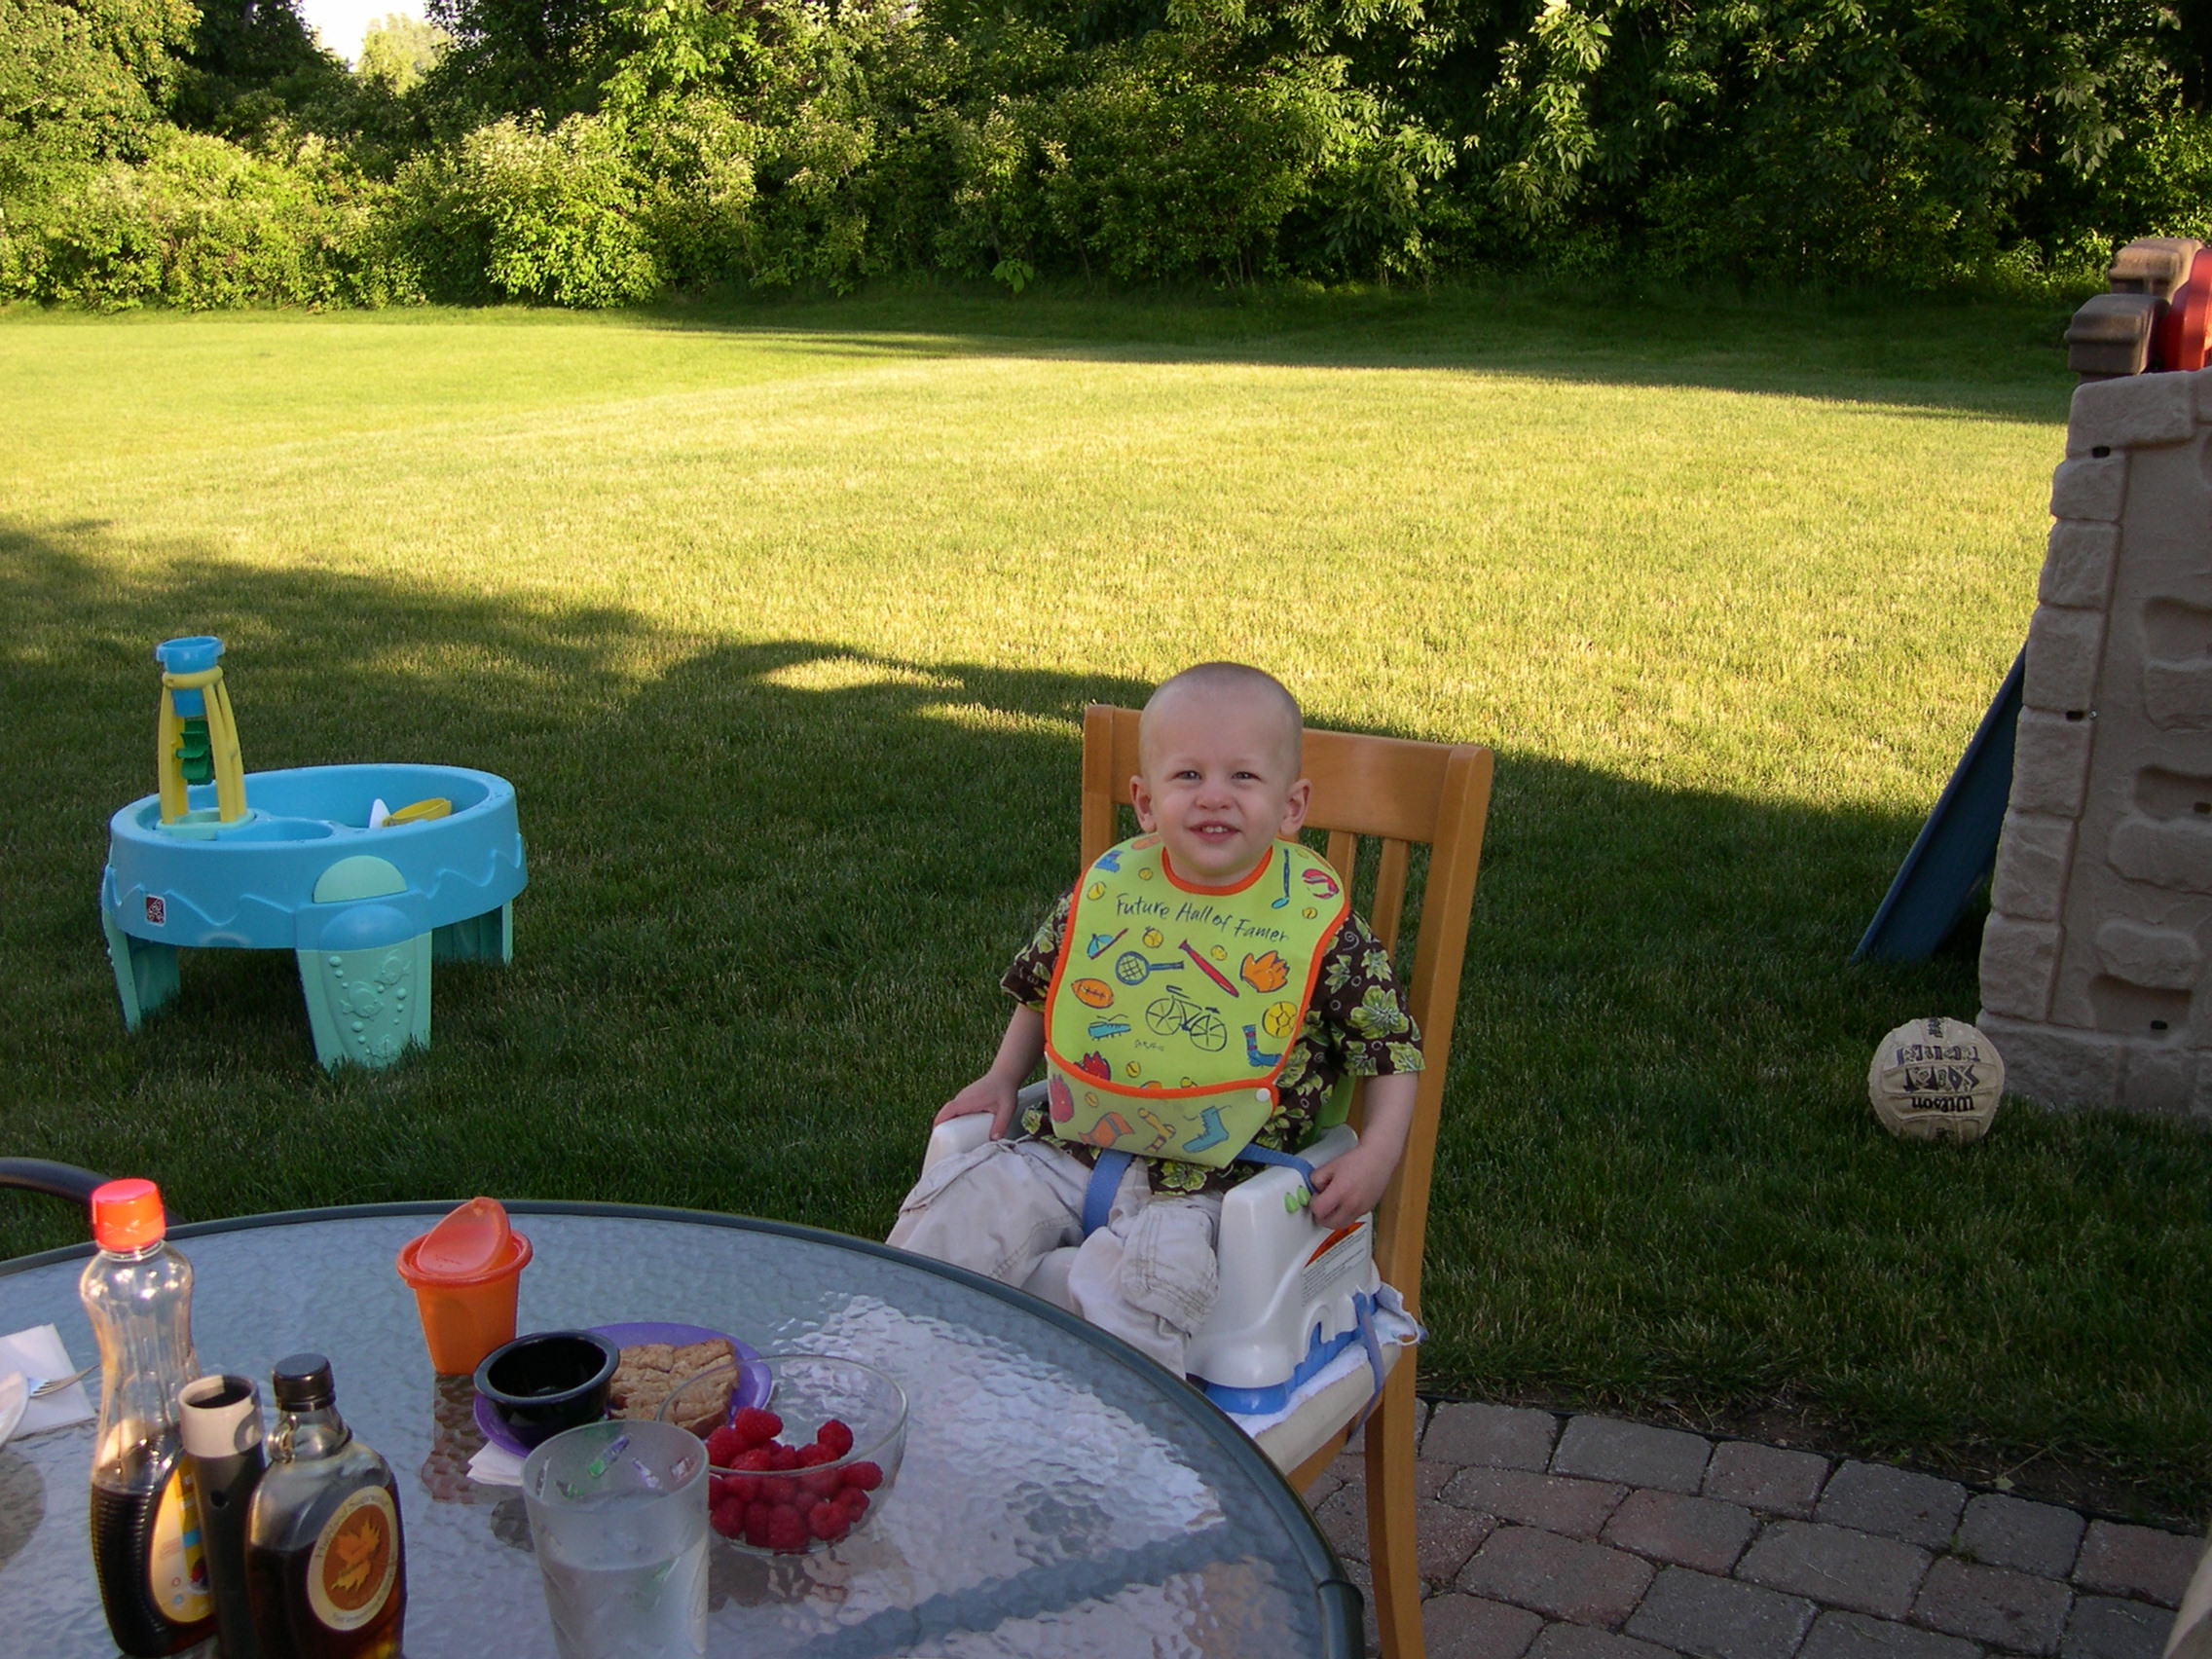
[
  {"left": 466, "top": 1440, "right": 527, "bottom": 1487},
  {"left": 0, "top": 1324, "right": 95, "bottom": 1437}
]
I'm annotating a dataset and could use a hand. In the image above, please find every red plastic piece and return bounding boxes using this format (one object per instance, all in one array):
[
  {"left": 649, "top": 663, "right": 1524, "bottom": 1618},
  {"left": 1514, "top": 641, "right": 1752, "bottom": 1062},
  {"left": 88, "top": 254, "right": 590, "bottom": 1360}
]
[{"left": 2157, "top": 249, "right": 2212, "bottom": 372}]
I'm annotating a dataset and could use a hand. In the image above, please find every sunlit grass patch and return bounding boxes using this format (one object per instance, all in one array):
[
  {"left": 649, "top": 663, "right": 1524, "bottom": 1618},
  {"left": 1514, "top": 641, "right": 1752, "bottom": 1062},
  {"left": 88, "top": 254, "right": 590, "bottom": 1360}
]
[{"left": 1, "top": 286, "right": 2204, "bottom": 1513}]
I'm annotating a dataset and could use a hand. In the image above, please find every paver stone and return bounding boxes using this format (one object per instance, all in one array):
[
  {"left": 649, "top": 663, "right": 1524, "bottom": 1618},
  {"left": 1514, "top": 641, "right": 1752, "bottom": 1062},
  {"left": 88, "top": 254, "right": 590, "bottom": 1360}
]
[
  {"left": 1706, "top": 1443, "right": 1830, "bottom": 1520},
  {"left": 1423, "top": 1594, "right": 1547, "bottom": 1659},
  {"left": 1603, "top": 1489, "right": 1756, "bottom": 1574},
  {"left": 1457, "top": 1526, "right": 1657, "bottom": 1627},
  {"left": 1625, "top": 1567, "right": 1817, "bottom": 1659},
  {"left": 1428, "top": 1403, "right": 1564, "bottom": 1472},
  {"left": 1911, "top": 1557, "right": 2073, "bottom": 1655},
  {"left": 1421, "top": 1498, "right": 1501, "bottom": 1583},
  {"left": 2063, "top": 1596, "right": 2175, "bottom": 1659},
  {"left": 2074, "top": 1523, "right": 2204, "bottom": 1607},
  {"left": 1555, "top": 1417, "right": 1714, "bottom": 1495},
  {"left": 1737, "top": 1522, "right": 1933, "bottom": 1620},
  {"left": 1958, "top": 1494, "right": 2085, "bottom": 1578},
  {"left": 1444, "top": 1467, "right": 1631, "bottom": 1539},
  {"left": 1531, "top": 1621, "right": 1685, "bottom": 1659},
  {"left": 1318, "top": 1482, "right": 1370, "bottom": 1562},
  {"left": 1797, "top": 1608, "right": 1980, "bottom": 1659},
  {"left": 1816, "top": 1463, "right": 1967, "bottom": 1549}
]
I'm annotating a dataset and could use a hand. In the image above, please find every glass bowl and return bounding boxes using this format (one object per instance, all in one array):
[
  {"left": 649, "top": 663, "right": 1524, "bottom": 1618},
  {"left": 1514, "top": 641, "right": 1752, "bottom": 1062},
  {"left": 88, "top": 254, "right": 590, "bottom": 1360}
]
[{"left": 658, "top": 1352, "right": 905, "bottom": 1554}]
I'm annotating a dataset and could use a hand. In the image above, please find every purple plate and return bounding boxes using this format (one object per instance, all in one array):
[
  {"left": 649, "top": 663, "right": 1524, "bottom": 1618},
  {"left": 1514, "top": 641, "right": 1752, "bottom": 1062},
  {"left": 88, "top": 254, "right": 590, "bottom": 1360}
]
[{"left": 471, "top": 1323, "right": 769, "bottom": 1458}]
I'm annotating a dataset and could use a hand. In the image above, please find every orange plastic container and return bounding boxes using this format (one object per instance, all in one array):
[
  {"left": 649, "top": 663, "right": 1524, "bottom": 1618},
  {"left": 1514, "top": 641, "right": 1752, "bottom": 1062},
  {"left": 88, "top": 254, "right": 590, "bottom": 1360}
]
[{"left": 395, "top": 1227, "right": 533, "bottom": 1375}]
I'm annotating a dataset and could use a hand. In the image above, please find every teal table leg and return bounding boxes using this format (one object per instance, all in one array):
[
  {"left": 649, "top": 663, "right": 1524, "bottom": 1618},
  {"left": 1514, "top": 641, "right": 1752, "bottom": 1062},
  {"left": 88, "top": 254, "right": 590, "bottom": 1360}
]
[
  {"left": 296, "top": 938, "right": 432, "bottom": 1069},
  {"left": 431, "top": 900, "right": 512, "bottom": 965},
  {"left": 102, "top": 910, "right": 178, "bottom": 1031}
]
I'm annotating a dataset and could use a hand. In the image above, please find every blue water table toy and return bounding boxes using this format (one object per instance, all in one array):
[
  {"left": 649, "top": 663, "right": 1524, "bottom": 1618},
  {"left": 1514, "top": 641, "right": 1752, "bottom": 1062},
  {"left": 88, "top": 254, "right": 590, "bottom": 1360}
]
[{"left": 99, "top": 637, "right": 527, "bottom": 1070}]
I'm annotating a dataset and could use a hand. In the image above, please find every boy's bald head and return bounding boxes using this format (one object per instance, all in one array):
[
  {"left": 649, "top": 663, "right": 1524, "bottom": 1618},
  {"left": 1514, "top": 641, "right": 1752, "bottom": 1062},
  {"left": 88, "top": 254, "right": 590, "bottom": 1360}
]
[{"left": 1140, "top": 663, "right": 1303, "bottom": 775}]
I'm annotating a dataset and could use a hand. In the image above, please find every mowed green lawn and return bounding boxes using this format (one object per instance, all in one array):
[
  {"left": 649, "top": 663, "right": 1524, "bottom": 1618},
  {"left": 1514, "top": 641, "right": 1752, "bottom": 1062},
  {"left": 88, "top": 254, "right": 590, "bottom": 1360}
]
[{"left": 3, "top": 288, "right": 2206, "bottom": 1514}]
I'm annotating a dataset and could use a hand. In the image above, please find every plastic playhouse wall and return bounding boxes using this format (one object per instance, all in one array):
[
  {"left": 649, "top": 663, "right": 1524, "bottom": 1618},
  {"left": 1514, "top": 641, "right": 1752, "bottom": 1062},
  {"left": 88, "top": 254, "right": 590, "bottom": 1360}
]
[{"left": 1976, "top": 369, "right": 2212, "bottom": 1120}]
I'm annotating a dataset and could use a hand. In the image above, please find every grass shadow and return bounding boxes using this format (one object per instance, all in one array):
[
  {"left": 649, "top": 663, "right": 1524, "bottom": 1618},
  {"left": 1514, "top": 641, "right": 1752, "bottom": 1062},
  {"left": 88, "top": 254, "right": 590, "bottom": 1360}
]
[
  {"left": 624, "top": 277, "right": 2084, "bottom": 424},
  {"left": 0, "top": 519, "right": 2203, "bottom": 1514}
]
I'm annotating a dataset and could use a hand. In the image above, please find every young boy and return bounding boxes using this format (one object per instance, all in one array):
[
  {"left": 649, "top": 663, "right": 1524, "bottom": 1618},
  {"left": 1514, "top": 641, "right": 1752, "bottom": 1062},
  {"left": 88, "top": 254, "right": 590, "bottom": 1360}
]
[{"left": 887, "top": 662, "right": 1422, "bottom": 1377}]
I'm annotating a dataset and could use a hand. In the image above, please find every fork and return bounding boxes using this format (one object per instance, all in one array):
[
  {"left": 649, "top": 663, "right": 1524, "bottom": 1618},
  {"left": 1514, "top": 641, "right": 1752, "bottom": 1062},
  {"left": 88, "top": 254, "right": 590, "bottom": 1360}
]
[{"left": 22, "top": 1365, "right": 94, "bottom": 1399}]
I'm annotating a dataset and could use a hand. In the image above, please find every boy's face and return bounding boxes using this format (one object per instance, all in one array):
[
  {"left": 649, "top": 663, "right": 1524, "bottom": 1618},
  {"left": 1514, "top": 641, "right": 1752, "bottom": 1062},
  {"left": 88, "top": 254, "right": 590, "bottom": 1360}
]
[{"left": 1131, "top": 688, "right": 1310, "bottom": 885}]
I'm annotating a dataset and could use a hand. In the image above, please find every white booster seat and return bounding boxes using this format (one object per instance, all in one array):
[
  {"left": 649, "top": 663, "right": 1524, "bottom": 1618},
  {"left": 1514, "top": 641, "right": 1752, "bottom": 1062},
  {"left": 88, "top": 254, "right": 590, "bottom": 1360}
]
[{"left": 922, "top": 1082, "right": 1384, "bottom": 1416}]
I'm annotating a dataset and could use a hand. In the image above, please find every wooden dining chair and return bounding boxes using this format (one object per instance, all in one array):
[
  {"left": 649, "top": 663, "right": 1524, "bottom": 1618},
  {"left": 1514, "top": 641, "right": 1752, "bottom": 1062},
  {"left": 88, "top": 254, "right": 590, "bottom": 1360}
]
[{"left": 1079, "top": 704, "right": 1495, "bottom": 1659}]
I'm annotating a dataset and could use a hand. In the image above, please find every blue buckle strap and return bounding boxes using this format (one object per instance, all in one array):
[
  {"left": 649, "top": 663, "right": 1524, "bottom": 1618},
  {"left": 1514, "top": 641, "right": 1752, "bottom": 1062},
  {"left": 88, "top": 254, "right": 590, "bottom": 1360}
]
[
  {"left": 1080, "top": 1143, "right": 1316, "bottom": 1240},
  {"left": 1349, "top": 1290, "right": 1389, "bottom": 1431},
  {"left": 1233, "top": 1143, "right": 1317, "bottom": 1191},
  {"left": 1081, "top": 1149, "right": 1134, "bottom": 1238}
]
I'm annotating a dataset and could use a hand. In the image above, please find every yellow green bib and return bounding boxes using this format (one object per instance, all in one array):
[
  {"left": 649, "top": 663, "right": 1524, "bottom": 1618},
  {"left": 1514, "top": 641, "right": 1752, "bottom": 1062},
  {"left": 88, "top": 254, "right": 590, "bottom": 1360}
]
[{"left": 1042, "top": 834, "right": 1349, "bottom": 1168}]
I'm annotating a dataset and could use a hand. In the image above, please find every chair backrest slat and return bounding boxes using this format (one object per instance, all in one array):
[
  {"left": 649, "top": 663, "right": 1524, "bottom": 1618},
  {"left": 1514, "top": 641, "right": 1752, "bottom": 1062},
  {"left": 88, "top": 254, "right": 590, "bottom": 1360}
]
[
  {"left": 1324, "top": 830, "right": 1358, "bottom": 890},
  {"left": 1075, "top": 706, "right": 1494, "bottom": 1318},
  {"left": 1370, "top": 837, "right": 1411, "bottom": 957}
]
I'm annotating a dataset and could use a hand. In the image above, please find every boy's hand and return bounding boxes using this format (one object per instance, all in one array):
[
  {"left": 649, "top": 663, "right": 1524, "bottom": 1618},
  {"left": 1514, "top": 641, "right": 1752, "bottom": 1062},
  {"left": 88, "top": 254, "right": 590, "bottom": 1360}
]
[
  {"left": 1306, "top": 1139, "right": 1395, "bottom": 1228},
  {"left": 936, "top": 1005, "right": 1046, "bottom": 1142},
  {"left": 935, "top": 1075, "right": 1022, "bottom": 1140},
  {"left": 1304, "top": 1073, "right": 1417, "bottom": 1228}
]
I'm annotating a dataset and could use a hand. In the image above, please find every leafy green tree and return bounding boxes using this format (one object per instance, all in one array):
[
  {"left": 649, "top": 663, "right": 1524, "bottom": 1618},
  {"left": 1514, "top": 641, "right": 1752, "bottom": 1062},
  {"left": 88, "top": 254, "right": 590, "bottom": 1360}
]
[{"left": 359, "top": 12, "right": 451, "bottom": 93}]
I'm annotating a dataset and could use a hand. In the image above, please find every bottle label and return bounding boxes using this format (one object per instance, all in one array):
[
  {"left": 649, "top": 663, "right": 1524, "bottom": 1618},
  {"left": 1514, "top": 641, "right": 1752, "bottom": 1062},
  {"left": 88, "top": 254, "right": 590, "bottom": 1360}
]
[
  {"left": 306, "top": 1486, "right": 400, "bottom": 1632},
  {"left": 147, "top": 1463, "right": 213, "bottom": 1624}
]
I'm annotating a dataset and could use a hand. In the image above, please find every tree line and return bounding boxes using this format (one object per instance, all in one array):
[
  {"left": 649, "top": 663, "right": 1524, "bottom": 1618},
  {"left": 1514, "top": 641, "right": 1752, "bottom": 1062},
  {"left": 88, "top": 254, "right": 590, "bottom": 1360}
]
[{"left": 1, "top": 0, "right": 2205, "bottom": 308}]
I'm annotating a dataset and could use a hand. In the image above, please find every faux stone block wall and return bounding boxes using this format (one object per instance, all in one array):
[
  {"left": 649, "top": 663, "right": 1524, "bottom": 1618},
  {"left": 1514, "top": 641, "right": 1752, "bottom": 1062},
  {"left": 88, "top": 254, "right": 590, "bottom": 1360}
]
[{"left": 1976, "top": 370, "right": 2212, "bottom": 1120}]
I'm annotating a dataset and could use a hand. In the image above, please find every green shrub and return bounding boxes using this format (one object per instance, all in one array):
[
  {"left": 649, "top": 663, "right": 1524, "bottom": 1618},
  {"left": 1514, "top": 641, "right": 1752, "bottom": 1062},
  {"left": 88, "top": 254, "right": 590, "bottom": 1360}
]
[
  {"left": 393, "top": 115, "right": 661, "bottom": 306},
  {"left": 10, "top": 129, "right": 412, "bottom": 308}
]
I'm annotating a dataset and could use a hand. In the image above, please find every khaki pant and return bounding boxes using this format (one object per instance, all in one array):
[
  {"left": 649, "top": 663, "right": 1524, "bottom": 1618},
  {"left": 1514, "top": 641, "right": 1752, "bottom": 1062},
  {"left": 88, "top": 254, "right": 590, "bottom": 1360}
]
[{"left": 887, "top": 1137, "right": 1223, "bottom": 1378}]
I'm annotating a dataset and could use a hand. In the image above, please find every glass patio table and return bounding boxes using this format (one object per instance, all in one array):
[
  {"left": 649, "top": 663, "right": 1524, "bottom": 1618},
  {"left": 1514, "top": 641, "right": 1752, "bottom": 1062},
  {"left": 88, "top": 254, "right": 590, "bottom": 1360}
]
[{"left": 0, "top": 1200, "right": 1360, "bottom": 1657}]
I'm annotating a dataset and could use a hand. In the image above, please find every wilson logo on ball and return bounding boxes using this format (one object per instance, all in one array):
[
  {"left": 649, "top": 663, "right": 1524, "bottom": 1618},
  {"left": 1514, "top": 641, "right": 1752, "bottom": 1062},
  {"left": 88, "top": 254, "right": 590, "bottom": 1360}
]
[{"left": 1868, "top": 1017, "right": 2005, "bottom": 1143}]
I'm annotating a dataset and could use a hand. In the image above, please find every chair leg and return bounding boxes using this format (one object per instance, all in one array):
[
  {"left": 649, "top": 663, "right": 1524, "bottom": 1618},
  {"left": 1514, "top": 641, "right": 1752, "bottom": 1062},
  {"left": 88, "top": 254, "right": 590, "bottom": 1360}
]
[{"left": 1365, "top": 1359, "right": 1425, "bottom": 1659}]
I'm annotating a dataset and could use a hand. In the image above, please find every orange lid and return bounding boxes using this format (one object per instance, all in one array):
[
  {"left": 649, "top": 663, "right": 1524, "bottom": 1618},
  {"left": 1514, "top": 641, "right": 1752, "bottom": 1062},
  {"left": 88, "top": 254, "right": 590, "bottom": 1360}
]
[
  {"left": 413, "top": 1197, "right": 511, "bottom": 1280},
  {"left": 92, "top": 1179, "right": 166, "bottom": 1252}
]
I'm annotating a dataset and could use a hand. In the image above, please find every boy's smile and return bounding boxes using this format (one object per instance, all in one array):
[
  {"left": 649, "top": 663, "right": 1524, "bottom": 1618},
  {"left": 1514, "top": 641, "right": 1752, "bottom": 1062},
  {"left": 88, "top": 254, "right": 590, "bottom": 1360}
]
[{"left": 1131, "top": 679, "right": 1310, "bottom": 887}]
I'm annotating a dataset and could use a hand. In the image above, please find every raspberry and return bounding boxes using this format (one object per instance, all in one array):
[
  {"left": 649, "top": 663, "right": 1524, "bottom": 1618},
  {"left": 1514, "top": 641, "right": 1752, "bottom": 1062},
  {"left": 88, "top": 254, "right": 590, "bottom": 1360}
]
[
  {"left": 733, "top": 1447, "right": 775, "bottom": 1473},
  {"left": 808, "top": 1500, "right": 850, "bottom": 1542},
  {"left": 841, "top": 1460, "right": 883, "bottom": 1492},
  {"left": 743, "top": 1500, "right": 773, "bottom": 1549},
  {"left": 711, "top": 1498, "right": 746, "bottom": 1539},
  {"left": 729, "top": 1407, "right": 782, "bottom": 1448},
  {"left": 765, "top": 1505, "right": 810, "bottom": 1554},
  {"left": 800, "top": 1466, "right": 843, "bottom": 1500},
  {"left": 814, "top": 1419, "right": 855, "bottom": 1458},
  {"left": 770, "top": 1443, "right": 804, "bottom": 1471},
  {"left": 795, "top": 1443, "right": 836, "bottom": 1467},
  {"left": 705, "top": 1425, "right": 743, "bottom": 1466},
  {"left": 724, "top": 1472, "right": 759, "bottom": 1503},
  {"left": 838, "top": 1489, "right": 868, "bottom": 1521}
]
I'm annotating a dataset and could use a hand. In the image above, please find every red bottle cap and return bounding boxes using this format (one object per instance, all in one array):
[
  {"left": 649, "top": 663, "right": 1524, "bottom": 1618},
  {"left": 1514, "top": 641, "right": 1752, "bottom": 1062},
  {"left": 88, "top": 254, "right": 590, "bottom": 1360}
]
[{"left": 91, "top": 1179, "right": 166, "bottom": 1252}]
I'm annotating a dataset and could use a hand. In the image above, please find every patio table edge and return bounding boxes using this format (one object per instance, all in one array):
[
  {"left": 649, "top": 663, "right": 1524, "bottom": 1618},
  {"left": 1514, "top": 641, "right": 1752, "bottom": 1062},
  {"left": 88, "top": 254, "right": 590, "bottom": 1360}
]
[{"left": 1, "top": 1197, "right": 1364, "bottom": 1657}]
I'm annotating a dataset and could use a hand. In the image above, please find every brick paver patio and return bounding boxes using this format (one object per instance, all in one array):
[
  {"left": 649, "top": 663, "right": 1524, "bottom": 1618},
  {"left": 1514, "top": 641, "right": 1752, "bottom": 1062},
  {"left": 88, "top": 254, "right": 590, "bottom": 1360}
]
[{"left": 1303, "top": 1403, "right": 2206, "bottom": 1659}]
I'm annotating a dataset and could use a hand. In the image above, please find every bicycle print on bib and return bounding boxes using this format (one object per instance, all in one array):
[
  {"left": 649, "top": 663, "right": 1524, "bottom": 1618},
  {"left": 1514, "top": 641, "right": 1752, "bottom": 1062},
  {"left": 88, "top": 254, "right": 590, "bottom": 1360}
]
[{"left": 1042, "top": 834, "right": 1349, "bottom": 1167}]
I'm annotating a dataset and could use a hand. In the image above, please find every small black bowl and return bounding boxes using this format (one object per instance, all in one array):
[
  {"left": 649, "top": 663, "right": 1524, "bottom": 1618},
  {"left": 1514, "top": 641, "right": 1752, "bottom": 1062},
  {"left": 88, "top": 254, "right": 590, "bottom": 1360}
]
[{"left": 473, "top": 1331, "right": 620, "bottom": 1450}]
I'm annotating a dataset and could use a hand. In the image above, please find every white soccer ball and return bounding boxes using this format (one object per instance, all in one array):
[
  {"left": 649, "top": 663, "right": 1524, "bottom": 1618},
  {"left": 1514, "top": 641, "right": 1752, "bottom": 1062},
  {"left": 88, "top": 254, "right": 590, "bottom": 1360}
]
[{"left": 1867, "top": 1017, "right": 2005, "bottom": 1144}]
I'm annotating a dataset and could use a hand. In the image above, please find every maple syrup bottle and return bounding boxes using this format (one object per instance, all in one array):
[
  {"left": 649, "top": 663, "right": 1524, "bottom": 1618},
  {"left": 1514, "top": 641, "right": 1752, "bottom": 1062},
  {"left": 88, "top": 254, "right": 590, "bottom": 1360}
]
[
  {"left": 80, "top": 1178, "right": 217, "bottom": 1657},
  {"left": 243, "top": 1355, "right": 406, "bottom": 1659}
]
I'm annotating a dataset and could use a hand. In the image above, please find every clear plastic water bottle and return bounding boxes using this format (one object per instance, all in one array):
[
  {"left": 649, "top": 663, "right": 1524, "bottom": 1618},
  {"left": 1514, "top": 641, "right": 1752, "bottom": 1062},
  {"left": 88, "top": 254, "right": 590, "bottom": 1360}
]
[{"left": 80, "top": 1177, "right": 216, "bottom": 1656}]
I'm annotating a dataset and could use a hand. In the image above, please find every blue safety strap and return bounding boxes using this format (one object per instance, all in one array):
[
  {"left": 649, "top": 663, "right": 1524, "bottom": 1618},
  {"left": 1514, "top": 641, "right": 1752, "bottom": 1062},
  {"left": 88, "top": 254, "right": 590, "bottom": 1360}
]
[
  {"left": 1232, "top": 1144, "right": 1318, "bottom": 1190},
  {"left": 1081, "top": 1149, "right": 1133, "bottom": 1238},
  {"left": 1348, "top": 1291, "right": 1389, "bottom": 1432},
  {"left": 1079, "top": 1144, "right": 1318, "bottom": 1239}
]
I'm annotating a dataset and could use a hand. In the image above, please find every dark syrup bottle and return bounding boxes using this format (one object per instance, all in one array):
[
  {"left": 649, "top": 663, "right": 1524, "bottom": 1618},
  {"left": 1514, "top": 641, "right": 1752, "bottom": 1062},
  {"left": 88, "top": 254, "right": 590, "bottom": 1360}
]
[
  {"left": 79, "top": 1178, "right": 217, "bottom": 1657},
  {"left": 180, "top": 1372, "right": 269, "bottom": 1659},
  {"left": 245, "top": 1354, "right": 406, "bottom": 1659}
]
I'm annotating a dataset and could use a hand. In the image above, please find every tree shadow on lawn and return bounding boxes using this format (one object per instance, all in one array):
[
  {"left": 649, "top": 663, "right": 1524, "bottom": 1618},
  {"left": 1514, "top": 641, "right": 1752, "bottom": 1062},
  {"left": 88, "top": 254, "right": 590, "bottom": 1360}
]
[
  {"left": 0, "top": 521, "right": 2204, "bottom": 1511},
  {"left": 629, "top": 281, "right": 2083, "bottom": 425}
]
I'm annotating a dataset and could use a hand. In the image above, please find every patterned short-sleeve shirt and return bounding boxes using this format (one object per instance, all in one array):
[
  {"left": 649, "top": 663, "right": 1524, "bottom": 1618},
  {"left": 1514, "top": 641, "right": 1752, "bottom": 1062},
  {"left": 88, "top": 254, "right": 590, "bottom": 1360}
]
[{"left": 1004, "top": 887, "right": 1423, "bottom": 1195}]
